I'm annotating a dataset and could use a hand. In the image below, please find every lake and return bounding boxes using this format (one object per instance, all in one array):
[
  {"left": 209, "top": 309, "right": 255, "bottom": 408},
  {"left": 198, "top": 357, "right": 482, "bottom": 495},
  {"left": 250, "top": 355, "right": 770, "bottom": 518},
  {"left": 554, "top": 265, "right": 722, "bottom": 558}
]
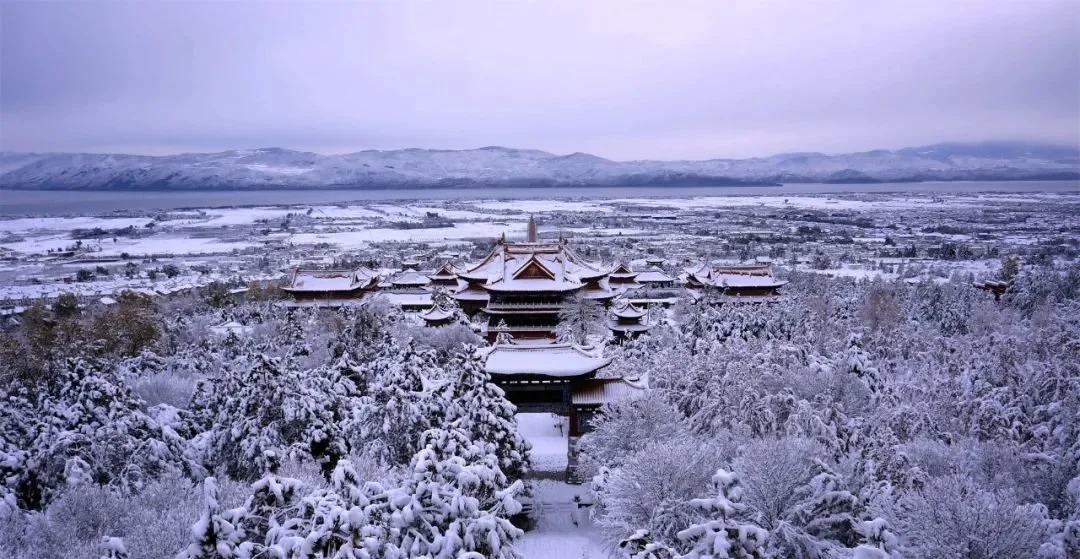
[{"left": 1, "top": 181, "right": 1077, "bottom": 216}]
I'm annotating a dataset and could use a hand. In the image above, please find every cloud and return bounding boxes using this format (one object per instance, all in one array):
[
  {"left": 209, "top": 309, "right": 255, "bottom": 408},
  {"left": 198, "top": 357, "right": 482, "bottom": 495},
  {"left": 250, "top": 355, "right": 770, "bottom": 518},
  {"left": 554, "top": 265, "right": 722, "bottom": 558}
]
[{"left": 2, "top": 0, "right": 1077, "bottom": 159}]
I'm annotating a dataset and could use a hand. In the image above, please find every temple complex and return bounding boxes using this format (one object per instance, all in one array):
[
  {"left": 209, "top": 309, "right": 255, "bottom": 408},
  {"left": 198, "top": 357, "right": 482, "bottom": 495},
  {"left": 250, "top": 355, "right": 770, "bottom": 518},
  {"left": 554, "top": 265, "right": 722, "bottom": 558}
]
[{"left": 453, "top": 217, "right": 616, "bottom": 342}]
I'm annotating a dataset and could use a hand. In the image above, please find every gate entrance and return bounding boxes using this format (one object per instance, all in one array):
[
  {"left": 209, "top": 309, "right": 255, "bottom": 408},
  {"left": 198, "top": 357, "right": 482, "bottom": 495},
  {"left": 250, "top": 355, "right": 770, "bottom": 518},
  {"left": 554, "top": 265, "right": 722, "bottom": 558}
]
[{"left": 482, "top": 343, "right": 646, "bottom": 481}]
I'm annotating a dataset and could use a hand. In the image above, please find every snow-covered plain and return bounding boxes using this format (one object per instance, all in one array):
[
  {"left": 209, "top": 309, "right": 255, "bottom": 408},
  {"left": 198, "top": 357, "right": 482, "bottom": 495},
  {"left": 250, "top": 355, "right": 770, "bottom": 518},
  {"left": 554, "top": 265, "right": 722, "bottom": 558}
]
[{"left": 2, "top": 190, "right": 1077, "bottom": 302}]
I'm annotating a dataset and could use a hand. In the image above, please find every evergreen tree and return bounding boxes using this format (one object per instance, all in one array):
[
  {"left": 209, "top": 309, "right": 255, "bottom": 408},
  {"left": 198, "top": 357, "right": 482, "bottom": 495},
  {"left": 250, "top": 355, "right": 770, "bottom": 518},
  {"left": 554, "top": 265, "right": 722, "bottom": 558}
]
[
  {"left": 196, "top": 353, "right": 351, "bottom": 480},
  {"left": 352, "top": 342, "right": 440, "bottom": 466},
  {"left": 10, "top": 358, "right": 196, "bottom": 510},
  {"left": 177, "top": 477, "right": 242, "bottom": 559},
  {"left": 675, "top": 469, "right": 768, "bottom": 559},
  {"left": 556, "top": 292, "right": 604, "bottom": 345},
  {"left": 436, "top": 349, "right": 531, "bottom": 484}
]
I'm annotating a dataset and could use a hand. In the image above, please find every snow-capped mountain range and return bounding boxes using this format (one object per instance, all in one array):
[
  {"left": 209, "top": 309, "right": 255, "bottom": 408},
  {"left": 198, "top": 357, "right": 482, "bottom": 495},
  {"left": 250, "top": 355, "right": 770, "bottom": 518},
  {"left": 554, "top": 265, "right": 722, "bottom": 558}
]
[{"left": 0, "top": 141, "right": 1076, "bottom": 190}]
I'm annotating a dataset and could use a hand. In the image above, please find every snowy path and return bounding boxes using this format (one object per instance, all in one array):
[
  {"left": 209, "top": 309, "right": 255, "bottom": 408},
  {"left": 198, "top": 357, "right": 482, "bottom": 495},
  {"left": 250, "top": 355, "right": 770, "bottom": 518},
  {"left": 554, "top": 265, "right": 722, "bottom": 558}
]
[
  {"left": 515, "top": 413, "right": 609, "bottom": 559},
  {"left": 516, "top": 412, "right": 569, "bottom": 473}
]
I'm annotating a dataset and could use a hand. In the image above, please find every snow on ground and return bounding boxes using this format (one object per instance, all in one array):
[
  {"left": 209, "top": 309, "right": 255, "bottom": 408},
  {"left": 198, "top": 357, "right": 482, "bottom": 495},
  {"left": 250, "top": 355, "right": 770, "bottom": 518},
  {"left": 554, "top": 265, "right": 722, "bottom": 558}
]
[
  {"left": 1, "top": 234, "right": 259, "bottom": 257},
  {"left": 610, "top": 195, "right": 972, "bottom": 211},
  {"left": 515, "top": 414, "right": 610, "bottom": 557},
  {"left": 198, "top": 207, "right": 297, "bottom": 227},
  {"left": 306, "top": 205, "right": 386, "bottom": 219},
  {"left": 517, "top": 413, "right": 568, "bottom": 473},
  {"left": 516, "top": 482, "right": 609, "bottom": 559},
  {"left": 0, "top": 216, "right": 153, "bottom": 234},
  {"left": 287, "top": 222, "right": 523, "bottom": 248},
  {"left": 472, "top": 200, "right": 615, "bottom": 213},
  {"left": 409, "top": 206, "right": 507, "bottom": 220}
]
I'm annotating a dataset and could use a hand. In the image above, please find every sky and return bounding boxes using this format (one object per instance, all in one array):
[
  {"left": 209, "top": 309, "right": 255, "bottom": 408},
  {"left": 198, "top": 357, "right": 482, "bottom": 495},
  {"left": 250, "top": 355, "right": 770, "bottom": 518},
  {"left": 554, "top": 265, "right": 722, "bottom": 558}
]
[{"left": 1, "top": 0, "right": 1078, "bottom": 160}]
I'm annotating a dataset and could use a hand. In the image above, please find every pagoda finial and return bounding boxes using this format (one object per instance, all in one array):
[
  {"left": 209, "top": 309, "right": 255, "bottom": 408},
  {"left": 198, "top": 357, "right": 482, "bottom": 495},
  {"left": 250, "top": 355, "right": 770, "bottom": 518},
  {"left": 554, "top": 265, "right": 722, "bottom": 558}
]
[{"left": 527, "top": 214, "right": 537, "bottom": 242}]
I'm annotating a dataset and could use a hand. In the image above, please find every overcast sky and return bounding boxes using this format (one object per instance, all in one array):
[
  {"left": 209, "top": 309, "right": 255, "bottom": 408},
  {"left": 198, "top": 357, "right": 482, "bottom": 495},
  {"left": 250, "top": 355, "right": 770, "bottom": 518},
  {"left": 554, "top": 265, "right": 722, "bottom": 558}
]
[{"left": 1, "top": 1, "right": 1077, "bottom": 160}]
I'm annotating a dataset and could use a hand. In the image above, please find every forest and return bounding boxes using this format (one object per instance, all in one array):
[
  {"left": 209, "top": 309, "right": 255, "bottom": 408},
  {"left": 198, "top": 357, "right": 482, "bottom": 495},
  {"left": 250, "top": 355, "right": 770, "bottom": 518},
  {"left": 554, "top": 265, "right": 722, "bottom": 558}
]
[{"left": 0, "top": 264, "right": 1077, "bottom": 559}]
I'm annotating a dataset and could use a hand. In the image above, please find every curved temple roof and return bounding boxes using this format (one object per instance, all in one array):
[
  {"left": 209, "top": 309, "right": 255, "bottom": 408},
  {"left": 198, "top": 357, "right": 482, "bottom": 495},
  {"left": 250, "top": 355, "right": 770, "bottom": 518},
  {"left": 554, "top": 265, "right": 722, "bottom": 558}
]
[
  {"left": 453, "top": 239, "right": 614, "bottom": 298},
  {"left": 482, "top": 343, "right": 612, "bottom": 378},
  {"left": 283, "top": 267, "right": 377, "bottom": 292}
]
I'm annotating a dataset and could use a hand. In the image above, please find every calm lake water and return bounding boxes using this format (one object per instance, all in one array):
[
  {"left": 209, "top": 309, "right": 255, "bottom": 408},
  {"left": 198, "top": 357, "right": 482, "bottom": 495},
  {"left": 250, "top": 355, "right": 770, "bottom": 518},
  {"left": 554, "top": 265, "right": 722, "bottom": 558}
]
[{"left": 1, "top": 181, "right": 1077, "bottom": 216}]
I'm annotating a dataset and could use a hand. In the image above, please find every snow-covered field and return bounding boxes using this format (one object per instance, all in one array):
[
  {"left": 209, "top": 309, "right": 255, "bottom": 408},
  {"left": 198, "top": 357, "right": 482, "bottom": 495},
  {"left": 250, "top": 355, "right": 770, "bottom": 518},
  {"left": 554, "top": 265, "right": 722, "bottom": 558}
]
[{"left": 2, "top": 189, "right": 1078, "bottom": 306}]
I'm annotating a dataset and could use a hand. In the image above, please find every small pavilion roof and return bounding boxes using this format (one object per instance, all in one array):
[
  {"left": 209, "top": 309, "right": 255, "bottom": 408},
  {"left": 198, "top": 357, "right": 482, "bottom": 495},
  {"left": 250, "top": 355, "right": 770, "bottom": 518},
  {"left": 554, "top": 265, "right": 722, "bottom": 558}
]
[
  {"left": 420, "top": 307, "right": 455, "bottom": 321},
  {"left": 611, "top": 302, "right": 647, "bottom": 319}
]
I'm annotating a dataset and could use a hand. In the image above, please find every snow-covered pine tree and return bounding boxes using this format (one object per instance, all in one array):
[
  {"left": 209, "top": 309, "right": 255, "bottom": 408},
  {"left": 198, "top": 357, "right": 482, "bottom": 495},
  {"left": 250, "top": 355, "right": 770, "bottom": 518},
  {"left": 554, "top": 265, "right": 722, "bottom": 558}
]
[
  {"left": 618, "top": 529, "right": 677, "bottom": 559},
  {"left": 766, "top": 459, "right": 864, "bottom": 557},
  {"left": 352, "top": 342, "right": 441, "bottom": 466},
  {"left": 675, "top": 469, "right": 768, "bottom": 559},
  {"left": 177, "top": 477, "right": 243, "bottom": 559},
  {"left": 556, "top": 292, "right": 605, "bottom": 345},
  {"left": 196, "top": 352, "right": 351, "bottom": 480},
  {"left": 16, "top": 358, "right": 196, "bottom": 510},
  {"left": 388, "top": 428, "right": 524, "bottom": 558},
  {"left": 436, "top": 348, "right": 531, "bottom": 485},
  {"left": 234, "top": 450, "right": 306, "bottom": 555}
]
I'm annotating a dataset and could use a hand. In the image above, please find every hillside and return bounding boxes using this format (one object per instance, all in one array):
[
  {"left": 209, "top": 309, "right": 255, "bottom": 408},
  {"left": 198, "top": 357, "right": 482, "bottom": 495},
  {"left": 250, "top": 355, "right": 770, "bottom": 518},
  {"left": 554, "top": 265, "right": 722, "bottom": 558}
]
[{"left": 1, "top": 141, "right": 1076, "bottom": 190}]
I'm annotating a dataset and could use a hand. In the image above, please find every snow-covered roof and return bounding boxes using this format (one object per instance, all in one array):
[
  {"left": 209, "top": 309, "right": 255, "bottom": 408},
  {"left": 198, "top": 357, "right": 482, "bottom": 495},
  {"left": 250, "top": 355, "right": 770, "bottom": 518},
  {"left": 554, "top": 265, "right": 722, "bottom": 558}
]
[
  {"left": 391, "top": 271, "right": 432, "bottom": 287},
  {"left": 711, "top": 274, "right": 788, "bottom": 288},
  {"left": 284, "top": 267, "right": 376, "bottom": 292},
  {"left": 608, "top": 262, "right": 637, "bottom": 279},
  {"left": 456, "top": 240, "right": 612, "bottom": 296},
  {"left": 635, "top": 268, "right": 674, "bottom": 283},
  {"left": 611, "top": 302, "right": 647, "bottom": 319},
  {"left": 379, "top": 292, "right": 434, "bottom": 307},
  {"left": 482, "top": 343, "right": 611, "bottom": 378},
  {"left": 428, "top": 262, "right": 461, "bottom": 280},
  {"left": 688, "top": 263, "right": 786, "bottom": 289},
  {"left": 420, "top": 307, "right": 455, "bottom": 321},
  {"left": 606, "top": 319, "right": 653, "bottom": 332},
  {"left": 452, "top": 287, "right": 491, "bottom": 301},
  {"left": 484, "top": 278, "right": 583, "bottom": 292},
  {"left": 571, "top": 377, "right": 648, "bottom": 406}
]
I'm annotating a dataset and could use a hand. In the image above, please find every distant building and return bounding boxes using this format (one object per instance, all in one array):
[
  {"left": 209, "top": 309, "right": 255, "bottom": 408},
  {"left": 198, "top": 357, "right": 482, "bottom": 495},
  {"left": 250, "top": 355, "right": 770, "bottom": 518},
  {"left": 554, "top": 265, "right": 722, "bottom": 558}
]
[
  {"left": 282, "top": 267, "right": 379, "bottom": 305},
  {"left": 607, "top": 262, "right": 642, "bottom": 293},
  {"left": 686, "top": 263, "right": 787, "bottom": 302}
]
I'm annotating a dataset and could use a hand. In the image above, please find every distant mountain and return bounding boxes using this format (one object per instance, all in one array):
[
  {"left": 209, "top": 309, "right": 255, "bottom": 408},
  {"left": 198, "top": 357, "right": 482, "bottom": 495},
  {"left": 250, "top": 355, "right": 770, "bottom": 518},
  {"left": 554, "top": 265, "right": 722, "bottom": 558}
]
[{"left": 0, "top": 141, "right": 1076, "bottom": 191}]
